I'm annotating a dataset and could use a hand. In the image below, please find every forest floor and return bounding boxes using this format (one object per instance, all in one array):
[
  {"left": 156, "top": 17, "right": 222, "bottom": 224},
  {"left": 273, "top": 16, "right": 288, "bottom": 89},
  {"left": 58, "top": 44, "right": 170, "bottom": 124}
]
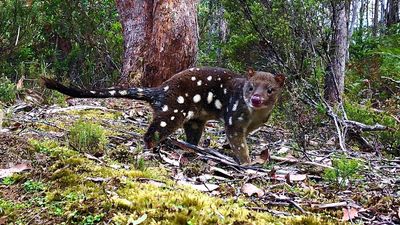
[{"left": 0, "top": 98, "right": 399, "bottom": 225}]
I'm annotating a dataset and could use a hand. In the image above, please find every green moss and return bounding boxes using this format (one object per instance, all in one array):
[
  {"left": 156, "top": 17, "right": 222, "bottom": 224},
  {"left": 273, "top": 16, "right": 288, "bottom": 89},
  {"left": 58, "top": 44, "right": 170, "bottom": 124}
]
[
  {"left": 67, "top": 109, "right": 121, "bottom": 121},
  {"left": 69, "top": 120, "right": 108, "bottom": 155}
]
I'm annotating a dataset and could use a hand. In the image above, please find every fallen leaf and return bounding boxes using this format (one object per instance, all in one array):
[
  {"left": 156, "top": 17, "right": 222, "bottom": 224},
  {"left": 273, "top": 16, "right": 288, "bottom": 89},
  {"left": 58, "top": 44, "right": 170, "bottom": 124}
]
[
  {"left": 128, "top": 214, "right": 147, "bottom": 225},
  {"left": 177, "top": 181, "right": 219, "bottom": 192},
  {"left": 241, "top": 183, "right": 264, "bottom": 197},
  {"left": 398, "top": 207, "right": 400, "bottom": 219},
  {"left": 0, "top": 109, "right": 3, "bottom": 130},
  {"left": 0, "top": 163, "right": 31, "bottom": 179},
  {"left": 16, "top": 75, "right": 25, "bottom": 90},
  {"left": 286, "top": 174, "right": 307, "bottom": 184},
  {"left": 260, "top": 149, "right": 270, "bottom": 161},
  {"left": 342, "top": 207, "right": 359, "bottom": 221},
  {"left": 277, "top": 146, "right": 290, "bottom": 154},
  {"left": 0, "top": 216, "right": 7, "bottom": 225}
]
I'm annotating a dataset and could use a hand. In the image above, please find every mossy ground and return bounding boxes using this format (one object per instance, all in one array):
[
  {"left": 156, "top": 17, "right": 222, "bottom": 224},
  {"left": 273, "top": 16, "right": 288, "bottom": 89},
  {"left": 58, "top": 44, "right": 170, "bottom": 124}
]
[{"left": 1, "top": 98, "right": 397, "bottom": 224}]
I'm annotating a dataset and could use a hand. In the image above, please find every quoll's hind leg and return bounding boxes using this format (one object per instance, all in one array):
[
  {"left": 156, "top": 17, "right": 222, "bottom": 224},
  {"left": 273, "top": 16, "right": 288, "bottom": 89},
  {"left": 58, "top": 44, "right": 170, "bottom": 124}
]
[
  {"left": 183, "top": 119, "right": 206, "bottom": 145},
  {"left": 144, "top": 115, "right": 183, "bottom": 149},
  {"left": 225, "top": 127, "right": 250, "bottom": 164}
]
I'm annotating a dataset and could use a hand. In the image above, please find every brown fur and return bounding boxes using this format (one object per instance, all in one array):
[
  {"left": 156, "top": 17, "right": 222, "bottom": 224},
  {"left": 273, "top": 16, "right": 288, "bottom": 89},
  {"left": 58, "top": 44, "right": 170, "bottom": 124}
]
[{"left": 42, "top": 67, "right": 285, "bottom": 164}]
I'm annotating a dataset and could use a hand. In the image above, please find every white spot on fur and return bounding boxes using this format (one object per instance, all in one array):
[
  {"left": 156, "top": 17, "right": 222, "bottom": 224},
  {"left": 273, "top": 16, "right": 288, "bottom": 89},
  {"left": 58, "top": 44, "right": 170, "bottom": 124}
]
[
  {"left": 119, "top": 90, "right": 128, "bottom": 95},
  {"left": 234, "top": 132, "right": 238, "bottom": 136},
  {"left": 238, "top": 117, "right": 244, "bottom": 121},
  {"left": 223, "top": 71, "right": 227, "bottom": 74},
  {"left": 241, "top": 143, "right": 245, "bottom": 148},
  {"left": 189, "top": 68, "right": 194, "bottom": 71},
  {"left": 183, "top": 112, "right": 187, "bottom": 116},
  {"left": 171, "top": 116, "right": 175, "bottom": 120},
  {"left": 229, "top": 117, "right": 233, "bottom": 125},
  {"left": 207, "top": 76, "right": 212, "bottom": 81},
  {"left": 162, "top": 105, "right": 168, "bottom": 112},
  {"left": 193, "top": 94, "right": 201, "bottom": 103},
  {"left": 187, "top": 111, "right": 194, "bottom": 119},
  {"left": 215, "top": 99, "right": 222, "bottom": 109},
  {"left": 109, "top": 90, "right": 116, "bottom": 96},
  {"left": 224, "top": 88, "right": 227, "bottom": 94},
  {"left": 196, "top": 68, "right": 200, "bottom": 71},
  {"left": 137, "top": 88, "right": 143, "bottom": 92},
  {"left": 197, "top": 80, "right": 202, "bottom": 86},
  {"left": 207, "top": 92, "right": 213, "bottom": 104},
  {"left": 163, "top": 86, "right": 169, "bottom": 91},
  {"left": 90, "top": 91, "right": 96, "bottom": 94},
  {"left": 217, "top": 77, "right": 221, "bottom": 81},
  {"left": 232, "top": 100, "right": 239, "bottom": 111},
  {"left": 160, "top": 121, "right": 167, "bottom": 127},
  {"left": 220, "top": 84, "right": 223, "bottom": 88},
  {"left": 174, "top": 109, "right": 178, "bottom": 113},
  {"left": 177, "top": 96, "right": 185, "bottom": 104},
  {"left": 191, "top": 76, "right": 196, "bottom": 81},
  {"left": 185, "top": 93, "right": 189, "bottom": 97}
]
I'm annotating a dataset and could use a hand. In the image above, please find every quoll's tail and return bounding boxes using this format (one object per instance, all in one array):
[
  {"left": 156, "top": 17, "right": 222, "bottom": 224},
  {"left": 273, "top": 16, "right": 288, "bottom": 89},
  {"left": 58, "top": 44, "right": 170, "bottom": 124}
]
[{"left": 41, "top": 77, "right": 155, "bottom": 102}]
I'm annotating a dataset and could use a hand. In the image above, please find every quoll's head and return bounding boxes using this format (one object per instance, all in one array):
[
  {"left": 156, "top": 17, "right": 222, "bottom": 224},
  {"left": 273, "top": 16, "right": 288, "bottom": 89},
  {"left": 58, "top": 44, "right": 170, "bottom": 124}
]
[{"left": 243, "top": 68, "right": 285, "bottom": 109}]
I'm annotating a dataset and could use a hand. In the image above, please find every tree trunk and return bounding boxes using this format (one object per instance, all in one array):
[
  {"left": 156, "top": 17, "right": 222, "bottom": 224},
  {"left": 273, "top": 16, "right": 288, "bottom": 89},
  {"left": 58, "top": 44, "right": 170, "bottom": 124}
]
[
  {"left": 347, "top": 0, "right": 360, "bottom": 61},
  {"left": 387, "top": 0, "right": 400, "bottom": 27},
  {"left": 115, "top": 0, "right": 199, "bottom": 88},
  {"left": 373, "top": 0, "right": 380, "bottom": 35},
  {"left": 324, "top": 1, "right": 348, "bottom": 103},
  {"left": 359, "top": 0, "right": 365, "bottom": 29}
]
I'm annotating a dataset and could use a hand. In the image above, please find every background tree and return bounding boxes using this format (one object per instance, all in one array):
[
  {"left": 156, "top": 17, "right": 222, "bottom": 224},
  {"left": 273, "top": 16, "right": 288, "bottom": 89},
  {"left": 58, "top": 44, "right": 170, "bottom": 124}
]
[
  {"left": 324, "top": 1, "right": 348, "bottom": 103},
  {"left": 115, "top": 0, "right": 199, "bottom": 87}
]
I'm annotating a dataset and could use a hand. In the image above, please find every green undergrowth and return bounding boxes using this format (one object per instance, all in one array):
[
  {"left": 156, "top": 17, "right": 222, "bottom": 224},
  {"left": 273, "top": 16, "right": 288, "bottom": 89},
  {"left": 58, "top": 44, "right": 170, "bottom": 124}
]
[
  {"left": 68, "top": 120, "right": 108, "bottom": 155},
  {"left": 2, "top": 138, "right": 338, "bottom": 224},
  {"left": 344, "top": 101, "right": 399, "bottom": 154}
]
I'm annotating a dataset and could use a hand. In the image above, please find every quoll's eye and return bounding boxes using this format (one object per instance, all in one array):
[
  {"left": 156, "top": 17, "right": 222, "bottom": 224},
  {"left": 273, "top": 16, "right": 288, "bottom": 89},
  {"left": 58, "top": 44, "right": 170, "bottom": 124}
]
[
  {"left": 267, "top": 88, "right": 273, "bottom": 94},
  {"left": 248, "top": 85, "right": 254, "bottom": 91}
]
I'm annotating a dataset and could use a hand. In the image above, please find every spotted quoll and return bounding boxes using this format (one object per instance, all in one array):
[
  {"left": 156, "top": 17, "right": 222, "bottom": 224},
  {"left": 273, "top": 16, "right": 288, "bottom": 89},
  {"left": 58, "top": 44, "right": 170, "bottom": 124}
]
[{"left": 42, "top": 67, "right": 285, "bottom": 164}]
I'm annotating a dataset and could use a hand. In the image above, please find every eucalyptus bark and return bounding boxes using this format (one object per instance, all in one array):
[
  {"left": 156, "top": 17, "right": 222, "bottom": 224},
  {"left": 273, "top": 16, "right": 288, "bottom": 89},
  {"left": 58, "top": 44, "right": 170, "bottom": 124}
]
[
  {"left": 115, "top": 0, "right": 199, "bottom": 88},
  {"left": 373, "top": 0, "right": 380, "bottom": 35},
  {"left": 324, "top": 1, "right": 348, "bottom": 103},
  {"left": 387, "top": 0, "right": 399, "bottom": 27}
]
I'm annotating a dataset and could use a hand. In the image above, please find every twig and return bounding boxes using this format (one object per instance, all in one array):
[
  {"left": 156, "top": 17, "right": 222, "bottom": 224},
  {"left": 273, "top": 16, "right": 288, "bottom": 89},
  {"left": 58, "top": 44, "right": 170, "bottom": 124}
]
[
  {"left": 270, "top": 155, "right": 334, "bottom": 169},
  {"left": 312, "top": 201, "right": 347, "bottom": 209}
]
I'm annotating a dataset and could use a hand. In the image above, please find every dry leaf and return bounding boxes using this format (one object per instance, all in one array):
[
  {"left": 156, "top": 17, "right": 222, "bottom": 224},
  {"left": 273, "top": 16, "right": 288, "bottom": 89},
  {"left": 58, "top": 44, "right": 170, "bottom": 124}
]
[
  {"left": 177, "top": 181, "right": 219, "bottom": 192},
  {"left": 128, "top": 214, "right": 147, "bottom": 225},
  {"left": 0, "top": 109, "right": 3, "bottom": 130},
  {"left": 287, "top": 174, "right": 307, "bottom": 183},
  {"left": 0, "top": 163, "right": 31, "bottom": 179},
  {"left": 342, "top": 207, "right": 359, "bottom": 221},
  {"left": 241, "top": 183, "right": 264, "bottom": 197},
  {"left": 398, "top": 207, "right": 400, "bottom": 219},
  {"left": 277, "top": 146, "right": 290, "bottom": 154},
  {"left": 16, "top": 75, "right": 25, "bottom": 90}
]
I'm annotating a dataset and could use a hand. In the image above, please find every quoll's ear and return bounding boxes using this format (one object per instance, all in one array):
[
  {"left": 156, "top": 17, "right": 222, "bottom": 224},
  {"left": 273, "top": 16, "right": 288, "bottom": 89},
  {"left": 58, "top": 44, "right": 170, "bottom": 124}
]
[
  {"left": 247, "top": 68, "right": 256, "bottom": 78},
  {"left": 274, "top": 73, "right": 286, "bottom": 86}
]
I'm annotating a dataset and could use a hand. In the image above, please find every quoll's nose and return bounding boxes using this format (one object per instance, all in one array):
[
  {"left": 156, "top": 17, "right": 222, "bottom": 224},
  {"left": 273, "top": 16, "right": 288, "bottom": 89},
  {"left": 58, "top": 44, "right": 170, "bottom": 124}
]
[{"left": 251, "top": 94, "right": 263, "bottom": 107}]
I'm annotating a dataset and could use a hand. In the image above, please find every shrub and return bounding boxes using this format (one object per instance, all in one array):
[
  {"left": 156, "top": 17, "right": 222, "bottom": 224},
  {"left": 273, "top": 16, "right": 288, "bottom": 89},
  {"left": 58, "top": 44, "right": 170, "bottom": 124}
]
[
  {"left": 323, "top": 156, "right": 363, "bottom": 188},
  {"left": 68, "top": 120, "right": 108, "bottom": 156},
  {"left": 0, "top": 77, "right": 16, "bottom": 104}
]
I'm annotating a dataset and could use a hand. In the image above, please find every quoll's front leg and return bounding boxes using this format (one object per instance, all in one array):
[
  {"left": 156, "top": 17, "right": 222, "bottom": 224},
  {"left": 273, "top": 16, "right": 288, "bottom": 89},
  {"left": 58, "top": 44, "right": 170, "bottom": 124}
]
[{"left": 225, "top": 127, "right": 250, "bottom": 164}]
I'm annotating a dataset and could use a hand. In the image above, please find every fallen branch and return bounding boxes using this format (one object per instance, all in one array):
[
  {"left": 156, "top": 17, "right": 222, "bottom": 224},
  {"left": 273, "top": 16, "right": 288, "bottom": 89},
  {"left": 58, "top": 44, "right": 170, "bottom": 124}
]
[
  {"left": 344, "top": 120, "right": 387, "bottom": 131},
  {"left": 46, "top": 105, "right": 117, "bottom": 114}
]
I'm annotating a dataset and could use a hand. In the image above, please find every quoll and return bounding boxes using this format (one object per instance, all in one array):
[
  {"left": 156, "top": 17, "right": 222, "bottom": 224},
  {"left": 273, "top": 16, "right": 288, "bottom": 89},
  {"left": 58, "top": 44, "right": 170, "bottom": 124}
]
[{"left": 42, "top": 67, "right": 285, "bottom": 164}]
